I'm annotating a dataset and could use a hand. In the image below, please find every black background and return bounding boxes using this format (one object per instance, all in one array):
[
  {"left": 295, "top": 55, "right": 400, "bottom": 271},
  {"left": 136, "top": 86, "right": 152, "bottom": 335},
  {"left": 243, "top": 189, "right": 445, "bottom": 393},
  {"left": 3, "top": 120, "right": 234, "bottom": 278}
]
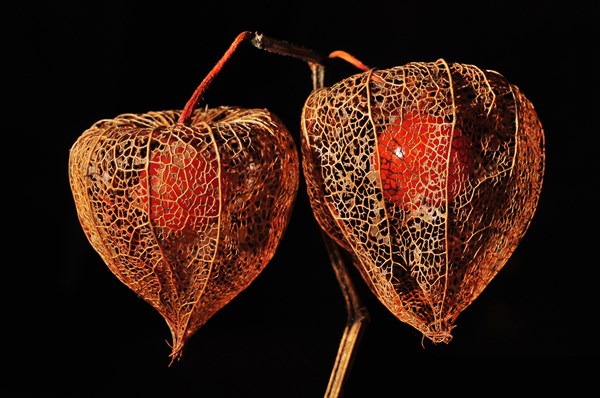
[{"left": 9, "top": 0, "right": 598, "bottom": 396}]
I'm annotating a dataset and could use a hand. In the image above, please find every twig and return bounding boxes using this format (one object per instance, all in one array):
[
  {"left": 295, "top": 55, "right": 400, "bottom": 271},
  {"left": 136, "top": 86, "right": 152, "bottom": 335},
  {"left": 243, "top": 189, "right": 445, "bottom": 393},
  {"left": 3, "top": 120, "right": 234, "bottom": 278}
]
[{"left": 321, "top": 233, "right": 369, "bottom": 398}]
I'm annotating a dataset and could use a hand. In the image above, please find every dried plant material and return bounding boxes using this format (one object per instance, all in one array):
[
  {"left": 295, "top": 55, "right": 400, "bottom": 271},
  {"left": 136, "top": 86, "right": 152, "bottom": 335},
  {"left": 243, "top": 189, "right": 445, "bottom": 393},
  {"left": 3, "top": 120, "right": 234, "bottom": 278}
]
[
  {"left": 69, "top": 106, "right": 299, "bottom": 361},
  {"left": 301, "top": 59, "right": 545, "bottom": 343}
]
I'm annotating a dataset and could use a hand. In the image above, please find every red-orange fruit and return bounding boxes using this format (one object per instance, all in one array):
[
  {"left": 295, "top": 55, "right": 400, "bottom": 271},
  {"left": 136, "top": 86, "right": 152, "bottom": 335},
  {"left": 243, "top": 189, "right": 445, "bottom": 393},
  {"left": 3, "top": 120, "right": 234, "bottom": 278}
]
[{"left": 375, "top": 111, "right": 473, "bottom": 211}]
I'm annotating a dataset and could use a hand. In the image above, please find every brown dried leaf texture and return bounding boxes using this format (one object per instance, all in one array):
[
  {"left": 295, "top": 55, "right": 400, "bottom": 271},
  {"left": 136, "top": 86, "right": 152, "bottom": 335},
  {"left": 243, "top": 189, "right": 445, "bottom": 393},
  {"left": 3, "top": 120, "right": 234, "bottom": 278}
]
[
  {"left": 69, "top": 106, "right": 299, "bottom": 361},
  {"left": 301, "top": 59, "right": 545, "bottom": 343}
]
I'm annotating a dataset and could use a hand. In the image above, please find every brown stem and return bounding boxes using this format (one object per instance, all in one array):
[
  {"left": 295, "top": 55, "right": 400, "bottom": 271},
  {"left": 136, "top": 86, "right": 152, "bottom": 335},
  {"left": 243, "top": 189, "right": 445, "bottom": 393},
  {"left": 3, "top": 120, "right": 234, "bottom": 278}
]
[
  {"left": 178, "top": 31, "right": 325, "bottom": 125},
  {"left": 321, "top": 232, "right": 369, "bottom": 398},
  {"left": 308, "top": 62, "right": 326, "bottom": 91},
  {"left": 250, "top": 33, "right": 325, "bottom": 64}
]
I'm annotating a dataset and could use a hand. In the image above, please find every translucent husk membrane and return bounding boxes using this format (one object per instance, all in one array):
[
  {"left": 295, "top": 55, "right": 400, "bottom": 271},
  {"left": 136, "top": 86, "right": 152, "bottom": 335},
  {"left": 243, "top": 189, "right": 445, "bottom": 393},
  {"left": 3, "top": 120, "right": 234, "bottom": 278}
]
[
  {"left": 69, "top": 106, "right": 299, "bottom": 361},
  {"left": 301, "top": 59, "right": 545, "bottom": 343}
]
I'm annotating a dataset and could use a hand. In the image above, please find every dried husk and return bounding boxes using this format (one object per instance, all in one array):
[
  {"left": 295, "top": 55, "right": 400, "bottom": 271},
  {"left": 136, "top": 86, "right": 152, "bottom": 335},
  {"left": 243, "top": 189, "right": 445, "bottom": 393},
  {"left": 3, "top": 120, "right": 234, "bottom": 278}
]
[
  {"left": 69, "top": 106, "right": 299, "bottom": 360},
  {"left": 301, "top": 59, "right": 545, "bottom": 343}
]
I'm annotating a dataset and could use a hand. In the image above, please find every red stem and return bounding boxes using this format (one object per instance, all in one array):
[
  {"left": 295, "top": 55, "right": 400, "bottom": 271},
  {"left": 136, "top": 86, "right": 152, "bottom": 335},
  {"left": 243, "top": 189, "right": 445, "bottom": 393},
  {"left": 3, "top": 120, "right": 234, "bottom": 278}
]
[
  {"left": 329, "top": 50, "right": 371, "bottom": 71},
  {"left": 178, "top": 31, "right": 325, "bottom": 125},
  {"left": 178, "top": 31, "right": 254, "bottom": 125}
]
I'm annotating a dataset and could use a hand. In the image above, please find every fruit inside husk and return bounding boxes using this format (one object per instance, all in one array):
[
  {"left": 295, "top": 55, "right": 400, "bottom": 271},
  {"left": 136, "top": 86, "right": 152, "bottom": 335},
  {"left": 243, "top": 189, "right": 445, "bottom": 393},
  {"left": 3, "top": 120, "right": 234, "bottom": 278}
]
[
  {"left": 69, "top": 106, "right": 299, "bottom": 360},
  {"left": 301, "top": 59, "right": 545, "bottom": 343}
]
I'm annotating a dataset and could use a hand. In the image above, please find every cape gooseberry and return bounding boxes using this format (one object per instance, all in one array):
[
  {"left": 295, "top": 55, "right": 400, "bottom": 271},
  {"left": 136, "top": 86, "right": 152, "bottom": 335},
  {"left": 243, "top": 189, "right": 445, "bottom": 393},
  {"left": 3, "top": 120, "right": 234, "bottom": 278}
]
[
  {"left": 69, "top": 31, "right": 300, "bottom": 362},
  {"left": 301, "top": 59, "right": 545, "bottom": 343}
]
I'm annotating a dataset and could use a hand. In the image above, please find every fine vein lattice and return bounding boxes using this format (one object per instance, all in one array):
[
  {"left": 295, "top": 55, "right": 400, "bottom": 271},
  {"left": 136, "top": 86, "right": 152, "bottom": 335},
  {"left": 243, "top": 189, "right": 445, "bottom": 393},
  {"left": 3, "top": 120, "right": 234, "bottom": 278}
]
[
  {"left": 301, "top": 59, "right": 545, "bottom": 343},
  {"left": 69, "top": 106, "right": 299, "bottom": 360}
]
